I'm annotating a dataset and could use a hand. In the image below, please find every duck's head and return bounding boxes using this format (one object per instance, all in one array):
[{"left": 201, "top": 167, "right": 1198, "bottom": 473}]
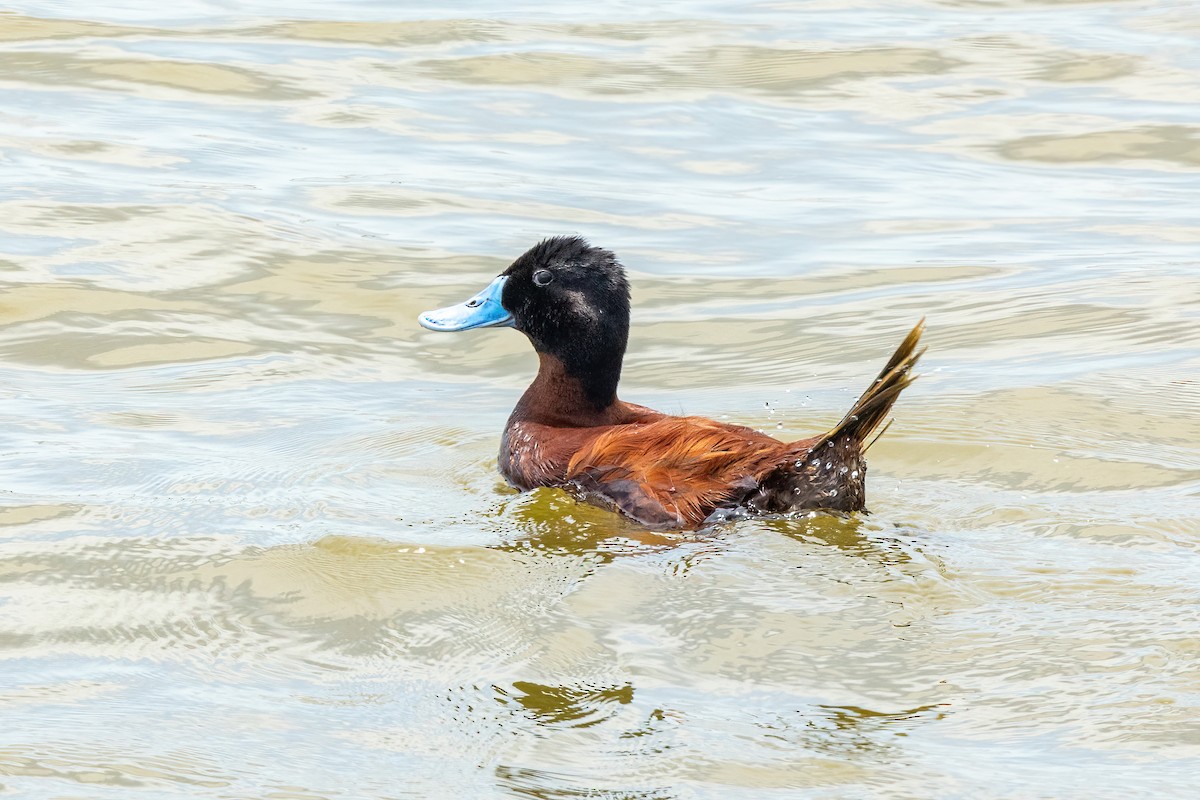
[{"left": 418, "top": 236, "right": 631, "bottom": 408}]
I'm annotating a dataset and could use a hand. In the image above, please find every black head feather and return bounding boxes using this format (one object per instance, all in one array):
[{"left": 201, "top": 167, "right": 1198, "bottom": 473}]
[{"left": 501, "top": 236, "right": 631, "bottom": 409}]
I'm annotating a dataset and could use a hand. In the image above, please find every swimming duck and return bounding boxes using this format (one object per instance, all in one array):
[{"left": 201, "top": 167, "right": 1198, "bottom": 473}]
[{"left": 418, "top": 236, "right": 924, "bottom": 529}]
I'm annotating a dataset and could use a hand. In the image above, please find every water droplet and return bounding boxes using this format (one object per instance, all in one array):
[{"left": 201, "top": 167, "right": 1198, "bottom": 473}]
[
  {"left": 851, "top": 470, "right": 859, "bottom": 479},
  {"left": 839, "top": 466, "right": 848, "bottom": 474}
]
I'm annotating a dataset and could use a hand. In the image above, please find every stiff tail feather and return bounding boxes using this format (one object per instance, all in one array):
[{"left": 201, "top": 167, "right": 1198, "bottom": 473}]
[
  {"left": 743, "top": 319, "right": 926, "bottom": 516},
  {"left": 814, "top": 318, "right": 925, "bottom": 451}
]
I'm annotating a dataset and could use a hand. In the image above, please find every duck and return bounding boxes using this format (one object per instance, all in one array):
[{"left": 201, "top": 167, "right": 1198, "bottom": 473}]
[{"left": 418, "top": 236, "right": 924, "bottom": 530}]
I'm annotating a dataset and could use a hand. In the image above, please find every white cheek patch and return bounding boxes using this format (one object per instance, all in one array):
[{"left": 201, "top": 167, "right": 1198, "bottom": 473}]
[{"left": 563, "top": 289, "right": 600, "bottom": 322}]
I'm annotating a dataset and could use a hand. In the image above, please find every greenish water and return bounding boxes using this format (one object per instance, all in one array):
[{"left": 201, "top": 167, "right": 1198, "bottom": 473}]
[{"left": 1, "top": 2, "right": 1198, "bottom": 798}]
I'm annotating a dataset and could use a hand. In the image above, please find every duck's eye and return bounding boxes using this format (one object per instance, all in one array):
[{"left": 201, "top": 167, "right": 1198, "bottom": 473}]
[{"left": 532, "top": 269, "right": 554, "bottom": 287}]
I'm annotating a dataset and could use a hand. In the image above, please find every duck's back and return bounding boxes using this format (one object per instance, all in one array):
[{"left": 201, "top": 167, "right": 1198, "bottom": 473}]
[{"left": 502, "top": 409, "right": 808, "bottom": 528}]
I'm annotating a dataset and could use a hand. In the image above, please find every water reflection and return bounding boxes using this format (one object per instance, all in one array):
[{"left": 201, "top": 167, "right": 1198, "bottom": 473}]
[
  {"left": 998, "top": 124, "right": 1200, "bottom": 167},
  {"left": 3, "top": 0, "right": 1200, "bottom": 797},
  {"left": 495, "top": 488, "right": 697, "bottom": 557},
  {"left": 494, "top": 764, "right": 676, "bottom": 800},
  {"left": 499, "top": 680, "right": 635, "bottom": 729},
  {"left": 759, "top": 703, "right": 950, "bottom": 758}
]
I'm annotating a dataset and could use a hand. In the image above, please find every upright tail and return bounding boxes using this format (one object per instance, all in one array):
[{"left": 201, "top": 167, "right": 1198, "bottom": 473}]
[
  {"left": 813, "top": 318, "right": 926, "bottom": 452},
  {"left": 743, "top": 319, "right": 925, "bottom": 515}
]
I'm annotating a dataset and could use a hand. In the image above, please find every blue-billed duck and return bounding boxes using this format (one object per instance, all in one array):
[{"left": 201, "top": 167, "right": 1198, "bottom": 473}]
[{"left": 419, "top": 236, "right": 924, "bottom": 529}]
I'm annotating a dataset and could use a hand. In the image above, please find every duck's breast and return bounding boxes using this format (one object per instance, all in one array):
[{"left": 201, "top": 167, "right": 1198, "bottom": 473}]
[{"left": 499, "top": 420, "right": 603, "bottom": 491}]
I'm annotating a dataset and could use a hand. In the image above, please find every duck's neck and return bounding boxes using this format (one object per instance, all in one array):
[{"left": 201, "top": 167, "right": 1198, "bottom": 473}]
[{"left": 511, "top": 352, "right": 623, "bottom": 427}]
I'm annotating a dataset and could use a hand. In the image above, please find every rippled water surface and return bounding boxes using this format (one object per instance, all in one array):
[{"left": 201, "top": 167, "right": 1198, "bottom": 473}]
[{"left": 2, "top": 1, "right": 1199, "bottom": 797}]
